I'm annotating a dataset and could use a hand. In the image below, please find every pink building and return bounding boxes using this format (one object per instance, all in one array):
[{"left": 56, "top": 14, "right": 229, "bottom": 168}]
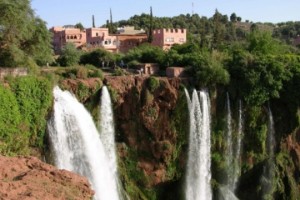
[
  {"left": 50, "top": 26, "right": 86, "bottom": 54},
  {"left": 50, "top": 26, "right": 187, "bottom": 54},
  {"left": 152, "top": 28, "right": 187, "bottom": 50},
  {"left": 86, "top": 28, "right": 117, "bottom": 52}
]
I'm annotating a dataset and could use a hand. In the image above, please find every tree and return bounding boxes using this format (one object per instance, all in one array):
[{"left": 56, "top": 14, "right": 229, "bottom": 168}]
[
  {"left": 57, "top": 43, "right": 81, "bottom": 66},
  {"left": 212, "top": 9, "right": 226, "bottom": 49},
  {"left": 230, "top": 13, "right": 237, "bottom": 22},
  {"left": 92, "top": 15, "right": 95, "bottom": 28},
  {"left": 75, "top": 23, "right": 84, "bottom": 31},
  {"left": 80, "top": 48, "right": 114, "bottom": 67},
  {"left": 0, "top": 0, "right": 53, "bottom": 67},
  {"left": 148, "top": 6, "right": 153, "bottom": 43}
]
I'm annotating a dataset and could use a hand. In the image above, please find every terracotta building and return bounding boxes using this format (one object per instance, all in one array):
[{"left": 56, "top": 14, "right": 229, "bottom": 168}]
[
  {"left": 114, "top": 34, "right": 148, "bottom": 53},
  {"left": 50, "top": 26, "right": 86, "bottom": 54},
  {"left": 51, "top": 26, "right": 186, "bottom": 54},
  {"left": 86, "top": 28, "right": 117, "bottom": 52},
  {"left": 152, "top": 28, "right": 187, "bottom": 50}
]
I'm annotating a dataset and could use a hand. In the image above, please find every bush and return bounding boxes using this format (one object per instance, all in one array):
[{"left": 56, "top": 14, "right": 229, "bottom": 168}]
[
  {"left": 113, "top": 67, "right": 125, "bottom": 76},
  {"left": 57, "top": 43, "right": 81, "bottom": 66},
  {"left": 147, "top": 76, "right": 160, "bottom": 92},
  {"left": 76, "top": 66, "right": 88, "bottom": 79}
]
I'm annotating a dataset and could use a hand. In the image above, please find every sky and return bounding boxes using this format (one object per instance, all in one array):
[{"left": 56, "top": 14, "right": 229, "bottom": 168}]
[{"left": 31, "top": 0, "right": 299, "bottom": 28}]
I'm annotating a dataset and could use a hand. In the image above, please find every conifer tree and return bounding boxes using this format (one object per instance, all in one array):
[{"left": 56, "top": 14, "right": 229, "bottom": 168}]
[
  {"left": 148, "top": 6, "right": 153, "bottom": 43},
  {"left": 92, "top": 15, "right": 95, "bottom": 28}
]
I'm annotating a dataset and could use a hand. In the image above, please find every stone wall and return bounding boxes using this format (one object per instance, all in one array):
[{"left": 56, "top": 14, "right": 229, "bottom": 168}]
[{"left": 0, "top": 68, "right": 28, "bottom": 79}]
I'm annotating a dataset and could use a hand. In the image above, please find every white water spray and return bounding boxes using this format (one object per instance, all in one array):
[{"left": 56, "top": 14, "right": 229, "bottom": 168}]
[
  {"left": 99, "top": 86, "right": 118, "bottom": 178},
  {"left": 261, "top": 106, "right": 275, "bottom": 199},
  {"left": 233, "top": 100, "right": 243, "bottom": 191},
  {"left": 226, "top": 93, "right": 234, "bottom": 191},
  {"left": 48, "top": 86, "right": 120, "bottom": 200},
  {"left": 185, "top": 89, "right": 212, "bottom": 200}
]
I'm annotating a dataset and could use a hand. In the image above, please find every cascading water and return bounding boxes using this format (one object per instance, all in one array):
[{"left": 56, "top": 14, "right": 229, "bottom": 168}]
[
  {"left": 99, "top": 86, "right": 118, "bottom": 181},
  {"left": 233, "top": 100, "right": 243, "bottom": 191},
  {"left": 185, "top": 89, "right": 212, "bottom": 200},
  {"left": 261, "top": 105, "right": 275, "bottom": 199},
  {"left": 226, "top": 93, "right": 234, "bottom": 191},
  {"left": 221, "top": 97, "right": 243, "bottom": 200},
  {"left": 48, "top": 86, "right": 120, "bottom": 200}
]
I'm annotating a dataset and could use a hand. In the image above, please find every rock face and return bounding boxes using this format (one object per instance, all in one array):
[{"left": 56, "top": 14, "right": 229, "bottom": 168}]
[
  {"left": 105, "top": 75, "right": 190, "bottom": 188},
  {"left": 0, "top": 156, "right": 94, "bottom": 200}
]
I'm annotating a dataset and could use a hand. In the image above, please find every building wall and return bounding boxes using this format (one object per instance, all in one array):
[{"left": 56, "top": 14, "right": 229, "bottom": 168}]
[
  {"left": 86, "top": 28, "right": 117, "bottom": 52},
  {"left": 152, "top": 28, "right": 186, "bottom": 50},
  {"left": 137, "top": 63, "right": 160, "bottom": 75},
  {"left": 115, "top": 34, "right": 148, "bottom": 53},
  {"left": 51, "top": 27, "right": 86, "bottom": 54},
  {"left": 51, "top": 26, "right": 186, "bottom": 54},
  {"left": 0, "top": 68, "right": 28, "bottom": 79},
  {"left": 166, "top": 67, "right": 186, "bottom": 78}
]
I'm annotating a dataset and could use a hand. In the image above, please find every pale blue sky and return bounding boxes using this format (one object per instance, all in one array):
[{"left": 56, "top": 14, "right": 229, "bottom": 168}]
[{"left": 31, "top": 0, "right": 299, "bottom": 28}]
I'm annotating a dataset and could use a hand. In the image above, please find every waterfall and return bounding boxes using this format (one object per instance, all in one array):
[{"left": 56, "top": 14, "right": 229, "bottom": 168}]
[
  {"left": 48, "top": 86, "right": 120, "bottom": 200},
  {"left": 233, "top": 100, "right": 243, "bottom": 191},
  {"left": 185, "top": 89, "right": 212, "bottom": 200},
  {"left": 222, "top": 96, "right": 243, "bottom": 200},
  {"left": 261, "top": 106, "right": 275, "bottom": 199},
  {"left": 99, "top": 86, "right": 118, "bottom": 180},
  {"left": 226, "top": 93, "right": 234, "bottom": 191}
]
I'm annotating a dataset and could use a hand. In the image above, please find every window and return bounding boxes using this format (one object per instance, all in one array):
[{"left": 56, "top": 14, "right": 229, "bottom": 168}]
[
  {"left": 179, "top": 38, "right": 185, "bottom": 42},
  {"left": 165, "top": 37, "right": 174, "bottom": 42},
  {"left": 96, "top": 32, "right": 99, "bottom": 36}
]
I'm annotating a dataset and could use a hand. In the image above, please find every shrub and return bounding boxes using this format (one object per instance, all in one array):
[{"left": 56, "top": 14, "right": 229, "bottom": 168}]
[
  {"left": 113, "top": 67, "right": 125, "bottom": 76},
  {"left": 76, "top": 66, "right": 88, "bottom": 79},
  {"left": 147, "top": 76, "right": 160, "bottom": 92}
]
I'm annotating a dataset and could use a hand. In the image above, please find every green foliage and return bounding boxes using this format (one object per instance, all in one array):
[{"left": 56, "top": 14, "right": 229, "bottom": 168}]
[
  {"left": 77, "top": 82, "right": 90, "bottom": 102},
  {"left": 76, "top": 66, "right": 88, "bottom": 79},
  {"left": 0, "top": 84, "right": 26, "bottom": 155},
  {"left": 57, "top": 43, "right": 81, "bottom": 66},
  {"left": 167, "top": 89, "right": 189, "bottom": 180},
  {"left": 186, "top": 50, "right": 230, "bottom": 87},
  {"left": 275, "top": 152, "right": 300, "bottom": 200},
  {"left": 228, "top": 51, "right": 289, "bottom": 105},
  {"left": 113, "top": 67, "right": 126, "bottom": 76},
  {"left": 10, "top": 76, "right": 53, "bottom": 148},
  {"left": 56, "top": 66, "right": 104, "bottom": 80},
  {"left": 85, "top": 64, "right": 104, "bottom": 79},
  {"left": 118, "top": 147, "right": 150, "bottom": 200},
  {"left": 147, "top": 77, "right": 160, "bottom": 92},
  {"left": 124, "top": 44, "right": 165, "bottom": 67},
  {"left": 247, "top": 30, "right": 289, "bottom": 55},
  {"left": 80, "top": 49, "right": 114, "bottom": 67},
  {"left": 0, "top": 0, "right": 53, "bottom": 67}
]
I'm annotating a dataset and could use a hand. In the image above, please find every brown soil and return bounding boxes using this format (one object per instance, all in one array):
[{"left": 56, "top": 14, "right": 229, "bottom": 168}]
[{"left": 0, "top": 156, "right": 94, "bottom": 200}]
